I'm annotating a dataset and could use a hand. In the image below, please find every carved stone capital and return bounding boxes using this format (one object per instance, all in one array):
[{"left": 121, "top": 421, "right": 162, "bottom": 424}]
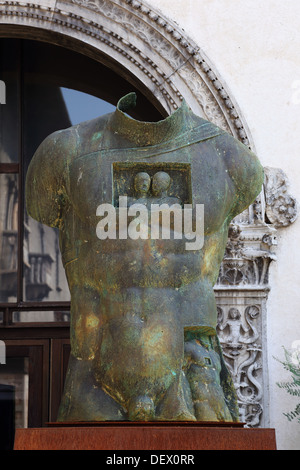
[{"left": 216, "top": 222, "right": 276, "bottom": 288}]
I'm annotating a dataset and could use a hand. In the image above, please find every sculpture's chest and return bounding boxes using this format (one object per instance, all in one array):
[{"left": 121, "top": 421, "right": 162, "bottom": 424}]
[{"left": 68, "top": 140, "right": 235, "bottom": 232}]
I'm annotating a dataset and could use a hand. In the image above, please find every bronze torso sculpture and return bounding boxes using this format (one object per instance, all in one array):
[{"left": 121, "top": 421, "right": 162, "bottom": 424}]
[{"left": 26, "top": 93, "right": 264, "bottom": 422}]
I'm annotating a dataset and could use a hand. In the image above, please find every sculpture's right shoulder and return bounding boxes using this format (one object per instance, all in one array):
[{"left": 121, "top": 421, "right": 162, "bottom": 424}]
[
  {"left": 37, "top": 112, "right": 111, "bottom": 161},
  {"left": 25, "top": 127, "right": 77, "bottom": 228},
  {"left": 69, "top": 113, "right": 112, "bottom": 156},
  {"left": 32, "top": 126, "right": 77, "bottom": 165},
  {"left": 25, "top": 114, "right": 112, "bottom": 228}
]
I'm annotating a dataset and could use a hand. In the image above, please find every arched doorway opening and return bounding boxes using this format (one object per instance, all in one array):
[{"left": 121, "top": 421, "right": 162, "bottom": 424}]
[{"left": 0, "top": 35, "right": 166, "bottom": 445}]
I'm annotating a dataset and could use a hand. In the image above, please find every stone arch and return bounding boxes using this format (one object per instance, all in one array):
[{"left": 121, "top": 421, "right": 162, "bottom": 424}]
[
  {"left": 2, "top": 0, "right": 289, "bottom": 428},
  {"left": 0, "top": 0, "right": 253, "bottom": 148}
]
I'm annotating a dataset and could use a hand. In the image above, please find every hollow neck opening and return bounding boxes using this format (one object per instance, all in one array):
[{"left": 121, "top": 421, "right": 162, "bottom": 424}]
[{"left": 108, "top": 92, "right": 195, "bottom": 147}]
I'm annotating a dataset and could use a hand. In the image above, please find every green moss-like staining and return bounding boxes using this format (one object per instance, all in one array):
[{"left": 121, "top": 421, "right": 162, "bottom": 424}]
[{"left": 26, "top": 93, "right": 263, "bottom": 422}]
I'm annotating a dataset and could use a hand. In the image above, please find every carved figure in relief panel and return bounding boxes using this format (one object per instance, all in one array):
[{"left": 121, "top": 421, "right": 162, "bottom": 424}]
[
  {"left": 150, "top": 171, "right": 182, "bottom": 206},
  {"left": 127, "top": 170, "right": 182, "bottom": 208},
  {"left": 127, "top": 172, "right": 151, "bottom": 207}
]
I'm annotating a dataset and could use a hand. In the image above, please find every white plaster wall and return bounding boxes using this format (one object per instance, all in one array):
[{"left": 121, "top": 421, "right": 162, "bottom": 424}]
[{"left": 149, "top": 0, "right": 300, "bottom": 450}]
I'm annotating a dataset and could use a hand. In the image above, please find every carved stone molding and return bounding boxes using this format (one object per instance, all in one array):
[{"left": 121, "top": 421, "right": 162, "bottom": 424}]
[
  {"left": 215, "top": 290, "right": 268, "bottom": 428},
  {"left": 214, "top": 165, "right": 297, "bottom": 427},
  {"left": 214, "top": 219, "right": 275, "bottom": 427}
]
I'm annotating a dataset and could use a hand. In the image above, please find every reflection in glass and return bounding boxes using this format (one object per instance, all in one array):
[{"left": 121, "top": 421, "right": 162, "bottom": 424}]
[
  {"left": 0, "top": 174, "right": 18, "bottom": 302},
  {"left": 12, "top": 310, "right": 70, "bottom": 322},
  {"left": 0, "top": 40, "right": 19, "bottom": 163},
  {"left": 61, "top": 87, "right": 114, "bottom": 125},
  {"left": 0, "top": 357, "right": 29, "bottom": 429},
  {"left": 23, "top": 83, "right": 114, "bottom": 303},
  {"left": 23, "top": 80, "right": 72, "bottom": 303},
  {"left": 23, "top": 217, "right": 70, "bottom": 302}
]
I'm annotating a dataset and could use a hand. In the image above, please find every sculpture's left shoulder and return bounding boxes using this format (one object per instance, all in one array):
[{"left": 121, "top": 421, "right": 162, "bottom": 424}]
[{"left": 212, "top": 131, "right": 264, "bottom": 219}]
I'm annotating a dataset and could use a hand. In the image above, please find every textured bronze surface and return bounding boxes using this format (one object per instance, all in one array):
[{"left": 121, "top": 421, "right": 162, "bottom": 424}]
[
  {"left": 26, "top": 93, "right": 264, "bottom": 423},
  {"left": 14, "top": 425, "right": 276, "bottom": 450}
]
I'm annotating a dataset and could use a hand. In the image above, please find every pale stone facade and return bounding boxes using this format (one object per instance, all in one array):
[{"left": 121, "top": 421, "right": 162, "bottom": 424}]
[{"left": 1, "top": 0, "right": 300, "bottom": 449}]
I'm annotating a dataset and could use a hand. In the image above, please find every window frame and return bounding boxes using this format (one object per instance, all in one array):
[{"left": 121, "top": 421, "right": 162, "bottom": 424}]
[{"left": 0, "top": 37, "right": 163, "bottom": 327}]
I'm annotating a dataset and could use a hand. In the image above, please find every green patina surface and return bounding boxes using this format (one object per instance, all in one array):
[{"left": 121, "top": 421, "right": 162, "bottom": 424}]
[{"left": 26, "top": 93, "right": 264, "bottom": 423}]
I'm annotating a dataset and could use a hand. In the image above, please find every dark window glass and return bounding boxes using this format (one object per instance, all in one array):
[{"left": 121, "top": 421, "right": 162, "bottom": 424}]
[
  {"left": 0, "top": 37, "right": 162, "bottom": 315},
  {"left": 22, "top": 83, "right": 114, "bottom": 303},
  {"left": 0, "top": 40, "right": 20, "bottom": 163},
  {"left": 0, "top": 357, "right": 29, "bottom": 428},
  {"left": 0, "top": 35, "right": 161, "bottom": 439}
]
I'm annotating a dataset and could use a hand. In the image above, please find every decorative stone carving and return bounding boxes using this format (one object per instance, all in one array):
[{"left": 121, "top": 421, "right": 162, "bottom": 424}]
[
  {"left": 214, "top": 165, "right": 297, "bottom": 427},
  {"left": 216, "top": 223, "right": 277, "bottom": 288},
  {"left": 215, "top": 217, "right": 277, "bottom": 427},
  {"left": 215, "top": 292, "right": 267, "bottom": 427},
  {"left": 264, "top": 167, "right": 298, "bottom": 227}
]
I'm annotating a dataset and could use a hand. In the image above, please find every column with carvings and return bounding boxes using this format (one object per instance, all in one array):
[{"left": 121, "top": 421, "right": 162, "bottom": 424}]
[{"left": 215, "top": 167, "right": 297, "bottom": 427}]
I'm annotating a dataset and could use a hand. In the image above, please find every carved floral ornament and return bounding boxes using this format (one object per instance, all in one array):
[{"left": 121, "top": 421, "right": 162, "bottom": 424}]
[{"left": 264, "top": 167, "right": 298, "bottom": 228}]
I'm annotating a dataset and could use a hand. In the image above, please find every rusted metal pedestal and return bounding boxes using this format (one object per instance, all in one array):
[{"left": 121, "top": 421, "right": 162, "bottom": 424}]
[{"left": 14, "top": 422, "right": 276, "bottom": 450}]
